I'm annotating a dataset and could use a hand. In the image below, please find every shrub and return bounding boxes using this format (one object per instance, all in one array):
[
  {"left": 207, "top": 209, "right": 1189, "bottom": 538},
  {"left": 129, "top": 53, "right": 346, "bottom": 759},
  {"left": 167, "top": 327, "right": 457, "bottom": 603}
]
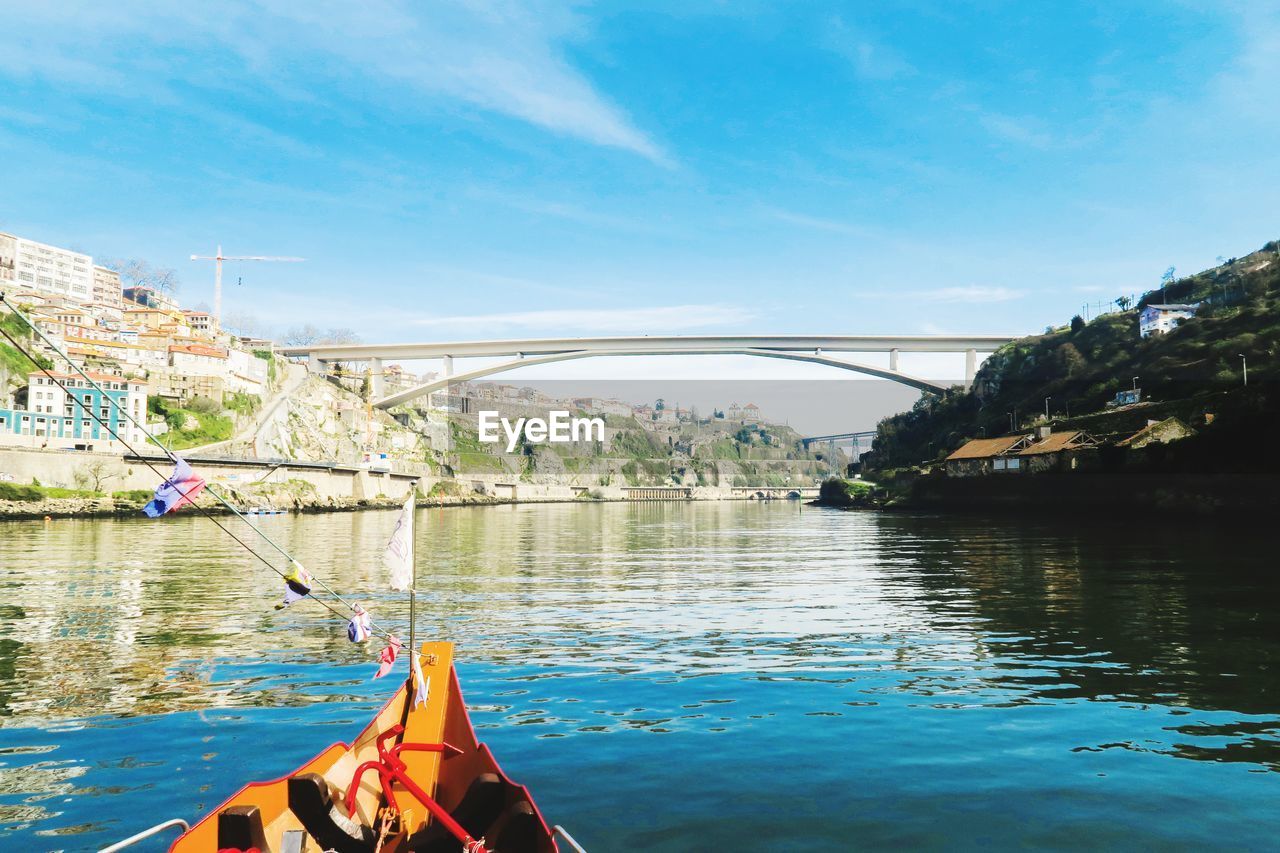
[
  {"left": 0, "top": 482, "right": 43, "bottom": 502},
  {"left": 186, "top": 395, "right": 222, "bottom": 415}
]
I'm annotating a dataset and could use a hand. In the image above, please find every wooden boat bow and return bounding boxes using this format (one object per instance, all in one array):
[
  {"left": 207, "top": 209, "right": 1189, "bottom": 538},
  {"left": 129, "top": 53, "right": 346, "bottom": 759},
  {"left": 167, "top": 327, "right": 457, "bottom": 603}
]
[{"left": 168, "top": 642, "right": 558, "bottom": 852}]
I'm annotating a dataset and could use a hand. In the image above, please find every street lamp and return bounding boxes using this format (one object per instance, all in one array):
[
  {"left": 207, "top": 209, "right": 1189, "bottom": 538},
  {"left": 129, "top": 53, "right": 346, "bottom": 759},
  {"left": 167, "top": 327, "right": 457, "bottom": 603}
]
[
  {"left": 1239, "top": 354, "right": 1248, "bottom": 387},
  {"left": 1008, "top": 410, "right": 1017, "bottom": 432},
  {"left": 1132, "top": 376, "right": 1140, "bottom": 390},
  {"left": 1044, "top": 396, "right": 1051, "bottom": 420}
]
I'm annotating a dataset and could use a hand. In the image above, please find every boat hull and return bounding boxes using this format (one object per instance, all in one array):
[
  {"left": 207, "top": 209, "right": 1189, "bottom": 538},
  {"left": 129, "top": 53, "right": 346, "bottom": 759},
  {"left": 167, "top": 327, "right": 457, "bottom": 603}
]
[{"left": 169, "top": 641, "right": 557, "bottom": 852}]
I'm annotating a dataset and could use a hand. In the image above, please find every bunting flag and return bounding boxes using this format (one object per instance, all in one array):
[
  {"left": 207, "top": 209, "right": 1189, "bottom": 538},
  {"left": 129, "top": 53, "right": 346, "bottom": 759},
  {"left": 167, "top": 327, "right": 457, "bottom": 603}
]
[
  {"left": 142, "top": 458, "right": 206, "bottom": 518},
  {"left": 275, "top": 561, "right": 314, "bottom": 610},
  {"left": 373, "top": 635, "right": 402, "bottom": 679},
  {"left": 384, "top": 492, "right": 415, "bottom": 592},
  {"left": 411, "top": 649, "right": 430, "bottom": 708},
  {"left": 347, "top": 605, "right": 372, "bottom": 643}
]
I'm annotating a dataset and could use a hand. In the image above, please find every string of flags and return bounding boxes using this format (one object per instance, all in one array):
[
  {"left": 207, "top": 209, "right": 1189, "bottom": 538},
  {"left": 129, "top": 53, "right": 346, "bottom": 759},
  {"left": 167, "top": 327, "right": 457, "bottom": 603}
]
[
  {"left": 6, "top": 298, "right": 422, "bottom": 684},
  {"left": 142, "top": 455, "right": 420, "bottom": 681},
  {"left": 374, "top": 636, "right": 403, "bottom": 679},
  {"left": 347, "top": 604, "right": 373, "bottom": 642},
  {"left": 276, "top": 562, "right": 315, "bottom": 610}
]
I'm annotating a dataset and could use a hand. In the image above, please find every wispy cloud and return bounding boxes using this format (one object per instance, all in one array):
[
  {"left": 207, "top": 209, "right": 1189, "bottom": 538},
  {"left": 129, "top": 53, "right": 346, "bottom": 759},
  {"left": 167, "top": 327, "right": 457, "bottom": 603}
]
[
  {"left": 824, "top": 17, "right": 916, "bottom": 81},
  {"left": 408, "top": 304, "right": 755, "bottom": 334},
  {"left": 762, "top": 207, "right": 883, "bottom": 239},
  {"left": 978, "top": 112, "right": 1054, "bottom": 149},
  {"left": 915, "top": 286, "right": 1024, "bottom": 304},
  {"left": 0, "top": 1, "right": 668, "bottom": 164}
]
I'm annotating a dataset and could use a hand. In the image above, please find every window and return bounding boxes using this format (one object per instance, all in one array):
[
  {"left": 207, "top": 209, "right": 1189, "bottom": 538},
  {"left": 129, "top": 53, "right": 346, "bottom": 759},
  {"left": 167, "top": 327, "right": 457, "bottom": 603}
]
[
  {"left": 1007, "top": 458, "right": 1021, "bottom": 470},
  {"left": 993, "top": 458, "right": 1006, "bottom": 470}
]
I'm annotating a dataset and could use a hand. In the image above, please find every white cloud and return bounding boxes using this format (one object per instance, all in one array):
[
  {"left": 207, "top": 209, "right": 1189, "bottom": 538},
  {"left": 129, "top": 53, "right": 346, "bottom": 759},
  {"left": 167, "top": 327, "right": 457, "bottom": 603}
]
[
  {"left": 0, "top": 0, "right": 667, "bottom": 164},
  {"left": 408, "top": 304, "right": 755, "bottom": 334}
]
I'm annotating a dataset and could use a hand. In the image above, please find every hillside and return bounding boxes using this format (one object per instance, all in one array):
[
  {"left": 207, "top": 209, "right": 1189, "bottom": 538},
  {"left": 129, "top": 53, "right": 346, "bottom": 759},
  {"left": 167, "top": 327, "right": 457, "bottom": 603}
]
[{"left": 868, "top": 242, "right": 1280, "bottom": 473}]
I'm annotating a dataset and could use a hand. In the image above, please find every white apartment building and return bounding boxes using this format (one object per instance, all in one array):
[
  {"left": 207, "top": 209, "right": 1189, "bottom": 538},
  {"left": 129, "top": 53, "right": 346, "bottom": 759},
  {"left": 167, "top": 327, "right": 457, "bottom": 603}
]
[{"left": 0, "top": 231, "right": 94, "bottom": 300}]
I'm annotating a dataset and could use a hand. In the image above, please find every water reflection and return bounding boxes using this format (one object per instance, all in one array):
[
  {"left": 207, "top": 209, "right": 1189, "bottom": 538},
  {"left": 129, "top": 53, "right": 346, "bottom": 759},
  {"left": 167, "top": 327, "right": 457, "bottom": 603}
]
[{"left": 2, "top": 504, "right": 1279, "bottom": 848}]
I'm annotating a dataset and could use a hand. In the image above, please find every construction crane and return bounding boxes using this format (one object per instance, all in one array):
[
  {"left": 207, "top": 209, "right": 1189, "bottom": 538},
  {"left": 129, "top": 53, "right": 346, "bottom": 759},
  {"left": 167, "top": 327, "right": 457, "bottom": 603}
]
[{"left": 189, "top": 244, "right": 305, "bottom": 323}]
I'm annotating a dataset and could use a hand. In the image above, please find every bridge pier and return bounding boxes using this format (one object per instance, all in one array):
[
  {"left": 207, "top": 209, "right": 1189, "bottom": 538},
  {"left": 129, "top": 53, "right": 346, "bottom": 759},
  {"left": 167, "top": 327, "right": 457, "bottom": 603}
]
[
  {"left": 369, "top": 357, "right": 384, "bottom": 398},
  {"left": 889, "top": 348, "right": 899, "bottom": 371},
  {"left": 307, "top": 353, "right": 323, "bottom": 375},
  {"left": 965, "top": 348, "right": 977, "bottom": 388}
]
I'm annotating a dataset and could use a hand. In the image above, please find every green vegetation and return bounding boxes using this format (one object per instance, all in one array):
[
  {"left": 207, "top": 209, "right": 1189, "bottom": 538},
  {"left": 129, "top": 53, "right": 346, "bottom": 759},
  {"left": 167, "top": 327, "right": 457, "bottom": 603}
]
[
  {"left": 111, "top": 489, "right": 153, "bottom": 503},
  {"left": 609, "top": 427, "right": 667, "bottom": 459},
  {"left": 224, "top": 391, "right": 261, "bottom": 416},
  {"left": 869, "top": 245, "right": 1280, "bottom": 472},
  {"left": 148, "top": 396, "right": 233, "bottom": 450},
  {"left": 818, "top": 478, "right": 873, "bottom": 507},
  {"left": 0, "top": 310, "right": 54, "bottom": 386},
  {"left": 0, "top": 482, "right": 42, "bottom": 502},
  {"left": 253, "top": 350, "right": 278, "bottom": 384},
  {"left": 427, "top": 480, "right": 464, "bottom": 497},
  {"left": 0, "top": 481, "right": 100, "bottom": 502}
]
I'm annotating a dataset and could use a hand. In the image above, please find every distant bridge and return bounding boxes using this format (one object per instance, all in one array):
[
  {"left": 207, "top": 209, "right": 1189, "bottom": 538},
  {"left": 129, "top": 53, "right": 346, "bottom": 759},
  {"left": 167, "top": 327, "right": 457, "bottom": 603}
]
[
  {"left": 279, "top": 334, "right": 1014, "bottom": 410},
  {"left": 800, "top": 430, "right": 877, "bottom": 449}
]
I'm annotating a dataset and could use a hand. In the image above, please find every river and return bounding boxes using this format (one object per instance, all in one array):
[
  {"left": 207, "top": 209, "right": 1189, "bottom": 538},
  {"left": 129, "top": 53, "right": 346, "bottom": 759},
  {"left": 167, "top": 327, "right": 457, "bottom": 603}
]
[{"left": 2, "top": 503, "right": 1279, "bottom": 850}]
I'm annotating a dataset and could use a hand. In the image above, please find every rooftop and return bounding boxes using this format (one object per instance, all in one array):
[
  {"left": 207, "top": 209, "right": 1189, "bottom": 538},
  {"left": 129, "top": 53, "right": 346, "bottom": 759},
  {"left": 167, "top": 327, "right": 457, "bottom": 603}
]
[
  {"left": 946, "top": 434, "right": 1029, "bottom": 460},
  {"left": 1017, "top": 431, "right": 1097, "bottom": 456}
]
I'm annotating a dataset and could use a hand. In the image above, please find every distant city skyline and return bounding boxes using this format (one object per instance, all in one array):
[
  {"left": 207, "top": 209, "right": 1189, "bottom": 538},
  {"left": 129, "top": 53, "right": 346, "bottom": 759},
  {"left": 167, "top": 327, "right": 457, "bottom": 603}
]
[{"left": 3, "top": 2, "right": 1278, "bottom": 385}]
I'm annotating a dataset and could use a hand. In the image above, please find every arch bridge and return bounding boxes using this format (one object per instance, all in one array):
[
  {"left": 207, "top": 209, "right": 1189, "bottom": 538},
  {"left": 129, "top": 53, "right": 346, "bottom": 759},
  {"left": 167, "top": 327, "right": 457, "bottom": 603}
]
[{"left": 277, "top": 334, "right": 1015, "bottom": 410}]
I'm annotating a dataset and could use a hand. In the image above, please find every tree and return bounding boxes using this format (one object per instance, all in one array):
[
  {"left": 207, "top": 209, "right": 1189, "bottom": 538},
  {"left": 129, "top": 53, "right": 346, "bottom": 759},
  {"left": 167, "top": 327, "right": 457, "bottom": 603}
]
[
  {"left": 222, "top": 311, "right": 268, "bottom": 338},
  {"left": 283, "top": 324, "right": 323, "bottom": 346},
  {"left": 283, "top": 324, "right": 361, "bottom": 346},
  {"left": 74, "top": 459, "right": 117, "bottom": 493},
  {"left": 1115, "top": 295, "right": 1132, "bottom": 311},
  {"left": 655, "top": 398, "right": 665, "bottom": 411},
  {"left": 103, "top": 258, "right": 181, "bottom": 295},
  {"left": 1070, "top": 315, "right": 1086, "bottom": 333},
  {"left": 1054, "top": 342, "right": 1087, "bottom": 377}
]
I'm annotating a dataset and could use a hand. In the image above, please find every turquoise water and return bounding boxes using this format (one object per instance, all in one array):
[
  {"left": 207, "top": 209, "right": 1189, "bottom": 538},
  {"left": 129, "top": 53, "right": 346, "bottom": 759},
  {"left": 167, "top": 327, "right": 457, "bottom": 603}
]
[{"left": 2, "top": 503, "right": 1279, "bottom": 850}]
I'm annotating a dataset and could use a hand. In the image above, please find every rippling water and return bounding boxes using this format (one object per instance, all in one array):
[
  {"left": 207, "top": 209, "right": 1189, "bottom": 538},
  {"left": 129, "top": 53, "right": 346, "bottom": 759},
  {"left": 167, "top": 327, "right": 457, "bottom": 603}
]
[{"left": 2, "top": 503, "right": 1279, "bottom": 851}]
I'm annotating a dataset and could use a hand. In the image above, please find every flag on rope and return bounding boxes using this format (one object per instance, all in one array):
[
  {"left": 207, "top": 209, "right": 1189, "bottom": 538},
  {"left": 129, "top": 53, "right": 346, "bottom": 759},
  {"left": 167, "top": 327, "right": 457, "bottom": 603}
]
[
  {"left": 411, "top": 649, "right": 430, "bottom": 708},
  {"left": 142, "top": 458, "right": 206, "bottom": 518},
  {"left": 384, "top": 492, "right": 415, "bottom": 592},
  {"left": 374, "top": 635, "right": 403, "bottom": 679},
  {"left": 347, "top": 605, "right": 372, "bottom": 642},
  {"left": 275, "top": 561, "right": 314, "bottom": 610}
]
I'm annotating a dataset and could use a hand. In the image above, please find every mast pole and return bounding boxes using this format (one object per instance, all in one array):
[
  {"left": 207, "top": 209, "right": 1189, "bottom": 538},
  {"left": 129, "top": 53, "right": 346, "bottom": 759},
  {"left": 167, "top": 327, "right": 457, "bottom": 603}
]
[{"left": 408, "top": 483, "right": 418, "bottom": 662}]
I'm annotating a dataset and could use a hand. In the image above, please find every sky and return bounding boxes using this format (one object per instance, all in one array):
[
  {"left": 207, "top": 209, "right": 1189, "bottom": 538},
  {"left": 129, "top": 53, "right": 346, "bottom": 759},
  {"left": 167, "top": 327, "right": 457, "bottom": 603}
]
[{"left": 2, "top": 1, "right": 1279, "bottom": 389}]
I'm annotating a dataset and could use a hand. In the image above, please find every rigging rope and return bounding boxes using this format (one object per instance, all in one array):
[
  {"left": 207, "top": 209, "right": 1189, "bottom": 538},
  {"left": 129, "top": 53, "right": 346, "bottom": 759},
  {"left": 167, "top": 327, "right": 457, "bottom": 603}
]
[{"left": 0, "top": 294, "right": 403, "bottom": 644}]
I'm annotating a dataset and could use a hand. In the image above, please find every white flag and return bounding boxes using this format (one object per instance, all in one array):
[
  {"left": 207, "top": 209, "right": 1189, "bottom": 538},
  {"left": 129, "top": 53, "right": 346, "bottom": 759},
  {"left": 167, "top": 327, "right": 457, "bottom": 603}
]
[{"left": 384, "top": 492, "right": 415, "bottom": 591}]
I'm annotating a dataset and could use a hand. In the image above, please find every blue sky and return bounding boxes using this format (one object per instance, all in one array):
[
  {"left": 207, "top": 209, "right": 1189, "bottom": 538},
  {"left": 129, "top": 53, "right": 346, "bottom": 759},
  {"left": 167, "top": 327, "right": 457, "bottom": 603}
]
[{"left": 2, "top": 1, "right": 1279, "bottom": 382}]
